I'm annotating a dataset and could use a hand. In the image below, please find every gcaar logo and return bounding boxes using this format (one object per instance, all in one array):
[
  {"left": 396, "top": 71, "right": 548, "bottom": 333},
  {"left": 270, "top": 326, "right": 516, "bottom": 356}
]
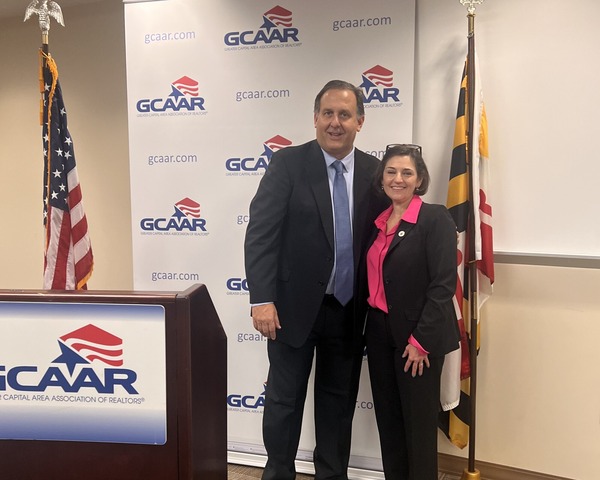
[
  {"left": 136, "top": 76, "right": 207, "bottom": 117},
  {"left": 226, "top": 277, "right": 249, "bottom": 295},
  {"left": 140, "top": 197, "right": 209, "bottom": 236},
  {"left": 0, "top": 324, "right": 138, "bottom": 395},
  {"left": 359, "top": 65, "right": 403, "bottom": 108},
  {"left": 226, "top": 135, "right": 292, "bottom": 176},
  {"left": 224, "top": 6, "right": 302, "bottom": 51},
  {"left": 227, "top": 383, "right": 266, "bottom": 413}
]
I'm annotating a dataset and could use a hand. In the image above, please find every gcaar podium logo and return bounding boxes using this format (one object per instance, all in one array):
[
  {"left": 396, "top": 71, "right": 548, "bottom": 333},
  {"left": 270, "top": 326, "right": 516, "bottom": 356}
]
[
  {"left": 224, "top": 5, "right": 302, "bottom": 51},
  {"left": 0, "top": 324, "right": 138, "bottom": 396},
  {"left": 359, "top": 65, "right": 403, "bottom": 108},
  {"left": 136, "top": 76, "right": 207, "bottom": 117}
]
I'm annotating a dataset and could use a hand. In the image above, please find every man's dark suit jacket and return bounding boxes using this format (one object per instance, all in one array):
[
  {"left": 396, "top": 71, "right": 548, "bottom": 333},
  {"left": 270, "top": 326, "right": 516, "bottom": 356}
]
[
  {"left": 244, "top": 139, "right": 385, "bottom": 348},
  {"left": 369, "top": 202, "right": 461, "bottom": 356}
]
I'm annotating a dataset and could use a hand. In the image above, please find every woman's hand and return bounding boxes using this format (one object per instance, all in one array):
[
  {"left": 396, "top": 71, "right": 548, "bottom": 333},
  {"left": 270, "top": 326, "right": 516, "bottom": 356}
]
[{"left": 402, "top": 343, "right": 430, "bottom": 377}]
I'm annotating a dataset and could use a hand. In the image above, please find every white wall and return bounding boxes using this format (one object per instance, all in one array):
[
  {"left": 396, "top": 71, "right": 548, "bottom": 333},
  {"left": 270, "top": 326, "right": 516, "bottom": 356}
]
[
  {"left": 415, "top": 0, "right": 600, "bottom": 258},
  {"left": 0, "top": 1, "right": 599, "bottom": 479}
]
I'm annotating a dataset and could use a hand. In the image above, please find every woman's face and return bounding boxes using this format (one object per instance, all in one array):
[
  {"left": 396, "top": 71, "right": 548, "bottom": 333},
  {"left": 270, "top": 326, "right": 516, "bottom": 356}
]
[{"left": 381, "top": 155, "right": 422, "bottom": 206}]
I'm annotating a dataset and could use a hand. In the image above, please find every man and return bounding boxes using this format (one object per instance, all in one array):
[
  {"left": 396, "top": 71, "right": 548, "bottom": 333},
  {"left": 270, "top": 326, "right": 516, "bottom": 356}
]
[{"left": 244, "top": 80, "right": 385, "bottom": 480}]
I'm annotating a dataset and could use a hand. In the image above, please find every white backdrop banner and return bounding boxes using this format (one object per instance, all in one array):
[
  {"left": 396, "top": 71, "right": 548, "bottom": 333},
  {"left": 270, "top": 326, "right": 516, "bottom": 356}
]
[{"left": 124, "top": 0, "right": 415, "bottom": 471}]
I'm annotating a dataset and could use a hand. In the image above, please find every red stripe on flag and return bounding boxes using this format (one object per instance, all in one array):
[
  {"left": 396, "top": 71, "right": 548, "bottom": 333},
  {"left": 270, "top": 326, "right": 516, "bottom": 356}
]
[
  {"left": 50, "top": 211, "right": 74, "bottom": 289},
  {"left": 71, "top": 212, "right": 88, "bottom": 245}
]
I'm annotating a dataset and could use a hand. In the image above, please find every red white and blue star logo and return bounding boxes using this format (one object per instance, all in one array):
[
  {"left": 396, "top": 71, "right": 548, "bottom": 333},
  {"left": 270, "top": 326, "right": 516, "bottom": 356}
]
[{"left": 52, "top": 324, "right": 123, "bottom": 374}]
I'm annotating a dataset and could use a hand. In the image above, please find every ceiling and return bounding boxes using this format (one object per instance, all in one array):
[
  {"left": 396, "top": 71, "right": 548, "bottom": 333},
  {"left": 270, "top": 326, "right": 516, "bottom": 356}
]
[{"left": 0, "top": 0, "right": 102, "bottom": 19}]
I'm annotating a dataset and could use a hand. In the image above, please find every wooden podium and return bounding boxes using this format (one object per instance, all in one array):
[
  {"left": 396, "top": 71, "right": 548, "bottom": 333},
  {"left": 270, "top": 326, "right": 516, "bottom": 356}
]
[{"left": 0, "top": 284, "right": 227, "bottom": 480}]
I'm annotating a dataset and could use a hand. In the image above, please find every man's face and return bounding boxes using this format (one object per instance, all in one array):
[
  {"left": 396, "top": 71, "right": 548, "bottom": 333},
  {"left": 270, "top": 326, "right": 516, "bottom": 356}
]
[{"left": 314, "top": 89, "right": 364, "bottom": 159}]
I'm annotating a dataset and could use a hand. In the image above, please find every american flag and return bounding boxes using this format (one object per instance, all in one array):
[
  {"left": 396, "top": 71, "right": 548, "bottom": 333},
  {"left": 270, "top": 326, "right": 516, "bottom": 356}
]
[{"left": 41, "top": 51, "right": 93, "bottom": 290}]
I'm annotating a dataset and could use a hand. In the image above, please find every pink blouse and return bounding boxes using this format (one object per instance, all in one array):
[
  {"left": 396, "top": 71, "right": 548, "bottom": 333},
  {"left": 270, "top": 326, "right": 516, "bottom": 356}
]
[{"left": 366, "top": 196, "right": 429, "bottom": 355}]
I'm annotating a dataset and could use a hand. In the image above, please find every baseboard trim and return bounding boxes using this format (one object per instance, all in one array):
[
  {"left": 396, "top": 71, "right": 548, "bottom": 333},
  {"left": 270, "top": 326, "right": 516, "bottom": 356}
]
[
  {"left": 228, "top": 449, "right": 574, "bottom": 480},
  {"left": 438, "top": 453, "right": 574, "bottom": 480}
]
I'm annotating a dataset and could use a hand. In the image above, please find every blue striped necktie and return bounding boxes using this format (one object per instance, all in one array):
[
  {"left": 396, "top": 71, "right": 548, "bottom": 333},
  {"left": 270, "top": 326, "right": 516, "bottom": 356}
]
[{"left": 331, "top": 160, "right": 353, "bottom": 305}]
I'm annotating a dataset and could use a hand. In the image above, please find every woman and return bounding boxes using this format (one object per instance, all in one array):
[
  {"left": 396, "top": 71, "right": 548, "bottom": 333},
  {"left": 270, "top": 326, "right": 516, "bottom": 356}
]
[{"left": 365, "top": 144, "right": 460, "bottom": 480}]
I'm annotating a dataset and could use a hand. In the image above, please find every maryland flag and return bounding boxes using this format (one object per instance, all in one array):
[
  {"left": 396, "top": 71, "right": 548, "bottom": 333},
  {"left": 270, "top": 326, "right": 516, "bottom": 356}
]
[{"left": 439, "top": 53, "right": 494, "bottom": 448}]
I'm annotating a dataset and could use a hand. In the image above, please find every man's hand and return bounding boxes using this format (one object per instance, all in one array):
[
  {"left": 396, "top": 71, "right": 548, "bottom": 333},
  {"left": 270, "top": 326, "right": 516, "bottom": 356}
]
[{"left": 251, "top": 303, "right": 281, "bottom": 340}]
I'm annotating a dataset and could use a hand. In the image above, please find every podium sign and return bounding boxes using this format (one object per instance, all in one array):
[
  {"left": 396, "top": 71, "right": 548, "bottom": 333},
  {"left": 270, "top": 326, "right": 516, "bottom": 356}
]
[
  {"left": 0, "top": 302, "right": 167, "bottom": 444},
  {"left": 0, "top": 285, "right": 226, "bottom": 480}
]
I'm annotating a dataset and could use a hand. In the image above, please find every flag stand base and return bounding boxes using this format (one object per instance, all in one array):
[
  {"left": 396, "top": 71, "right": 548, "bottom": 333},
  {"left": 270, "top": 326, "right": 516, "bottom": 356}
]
[{"left": 460, "top": 468, "right": 481, "bottom": 480}]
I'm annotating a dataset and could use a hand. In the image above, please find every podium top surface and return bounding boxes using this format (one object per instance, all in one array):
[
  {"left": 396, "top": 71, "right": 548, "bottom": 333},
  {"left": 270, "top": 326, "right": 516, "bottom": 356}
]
[{"left": 0, "top": 284, "right": 208, "bottom": 304}]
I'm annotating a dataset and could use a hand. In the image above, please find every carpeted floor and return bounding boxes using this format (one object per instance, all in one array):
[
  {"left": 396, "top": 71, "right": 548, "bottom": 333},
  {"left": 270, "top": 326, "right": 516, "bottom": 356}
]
[
  {"left": 227, "top": 464, "right": 460, "bottom": 479},
  {"left": 228, "top": 464, "right": 313, "bottom": 479}
]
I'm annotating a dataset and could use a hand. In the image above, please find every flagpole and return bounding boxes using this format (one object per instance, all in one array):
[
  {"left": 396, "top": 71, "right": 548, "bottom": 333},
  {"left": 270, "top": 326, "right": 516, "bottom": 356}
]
[
  {"left": 25, "top": 1, "right": 65, "bottom": 236},
  {"left": 460, "top": 1, "right": 483, "bottom": 480}
]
